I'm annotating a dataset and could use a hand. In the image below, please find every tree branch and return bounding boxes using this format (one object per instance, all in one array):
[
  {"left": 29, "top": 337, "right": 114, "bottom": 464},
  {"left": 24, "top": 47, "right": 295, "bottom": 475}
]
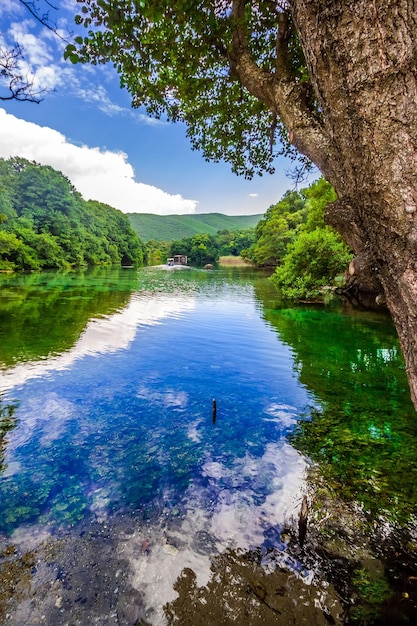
[
  {"left": 275, "top": 9, "right": 292, "bottom": 78},
  {"left": 229, "top": 0, "right": 331, "bottom": 170},
  {"left": 17, "top": 0, "right": 69, "bottom": 41},
  {"left": 0, "top": 44, "right": 47, "bottom": 103},
  {"left": 229, "top": 0, "right": 277, "bottom": 109},
  {"left": 17, "top": 0, "right": 59, "bottom": 31},
  {"left": 0, "top": 1, "right": 70, "bottom": 103}
]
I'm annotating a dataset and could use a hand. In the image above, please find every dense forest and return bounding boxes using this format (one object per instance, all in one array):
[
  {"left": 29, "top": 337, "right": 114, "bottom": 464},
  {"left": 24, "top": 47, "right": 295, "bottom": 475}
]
[
  {"left": 127, "top": 212, "right": 262, "bottom": 242},
  {"left": 145, "top": 229, "right": 255, "bottom": 266},
  {"left": 243, "top": 178, "right": 353, "bottom": 300},
  {"left": 167, "top": 229, "right": 256, "bottom": 266},
  {"left": 0, "top": 158, "right": 145, "bottom": 271}
]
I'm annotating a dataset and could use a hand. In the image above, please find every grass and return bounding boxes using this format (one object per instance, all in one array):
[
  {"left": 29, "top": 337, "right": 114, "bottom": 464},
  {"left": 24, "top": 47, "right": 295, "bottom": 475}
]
[{"left": 218, "top": 256, "right": 252, "bottom": 266}]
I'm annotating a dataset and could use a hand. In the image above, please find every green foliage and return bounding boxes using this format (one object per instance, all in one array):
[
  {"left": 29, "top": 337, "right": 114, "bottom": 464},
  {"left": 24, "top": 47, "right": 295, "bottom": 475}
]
[
  {"left": 216, "top": 228, "right": 256, "bottom": 256},
  {"left": 244, "top": 189, "right": 307, "bottom": 266},
  {"left": 271, "top": 227, "right": 352, "bottom": 300},
  {"left": 145, "top": 239, "right": 171, "bottom": 265},
  {"left": 70, "top": 1, "right": 308, "bottom": 178},
  {"left": 350, "top": 566, "right": 393, "bottom": 619},
  {"left": 169, "top": 228, "right": 255, "bottom": 266},
  {"left": 252, "top": 179, "right": 352, "bottom": 300},
  {"left": 0, "top": 230, "right": 41, "bottom": 271},
  {"left": 243, "top": 178, "right": 351, "bottom": 300},
  {"left": 302, "top": 177, "right": 337, "bottom": 231},
  {"left": 127, "top": 212, "right": 262, "bottom": 242},
  {"left": 0, "top": 158, "right": 145, "bottom": 271}
]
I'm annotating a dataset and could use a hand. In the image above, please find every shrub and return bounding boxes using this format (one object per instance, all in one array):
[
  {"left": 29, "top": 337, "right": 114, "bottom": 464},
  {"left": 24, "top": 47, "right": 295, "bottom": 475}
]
[{"left": 271, "top": 227, "right": 353, "bottom": 300}]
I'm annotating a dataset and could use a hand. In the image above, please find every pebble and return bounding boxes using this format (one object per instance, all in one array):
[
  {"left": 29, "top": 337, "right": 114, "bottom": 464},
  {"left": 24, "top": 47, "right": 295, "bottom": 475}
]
[{"left": 163, "top": 544, "right": 178, "bottom": 556}]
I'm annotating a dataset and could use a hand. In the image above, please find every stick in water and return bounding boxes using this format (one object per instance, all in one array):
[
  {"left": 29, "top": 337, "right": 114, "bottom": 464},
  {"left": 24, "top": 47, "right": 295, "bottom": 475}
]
[{"left": 298, "top": 495, "right": 308, "bottom": 547}]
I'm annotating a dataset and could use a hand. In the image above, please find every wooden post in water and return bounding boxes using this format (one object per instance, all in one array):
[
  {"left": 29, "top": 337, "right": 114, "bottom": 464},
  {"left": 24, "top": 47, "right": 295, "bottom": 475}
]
[
  {"left": 212, "top": 398, "right": 217, "bottom": 424},
  {"left": 298, "top": 496, "right": 308, "bottom": 547}
]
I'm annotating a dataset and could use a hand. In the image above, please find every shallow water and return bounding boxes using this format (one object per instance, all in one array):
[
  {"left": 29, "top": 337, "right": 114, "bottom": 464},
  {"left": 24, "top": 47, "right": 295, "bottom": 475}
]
[{"left": 0, "top": 266, "right": 416, "bottom": 624}]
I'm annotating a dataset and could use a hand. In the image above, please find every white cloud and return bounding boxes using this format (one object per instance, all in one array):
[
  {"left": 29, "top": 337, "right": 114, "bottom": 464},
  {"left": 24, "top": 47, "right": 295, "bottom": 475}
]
[
  {"left": 1, "top": 14, "right": 165, "bottom": 123},
  {"left": 0, "top": 0, "right": 18, "bottom": 18},
  {"left": 9, "top": 21, "right": 53, "bottom": 66},
  {"left": 249, "top": 193, "right": 259, "bottom": 198},
  {"left": 1, "top": 17, "right": 67, "bottom": 96},
  {"left": 0, "top": 108, "right": 198, "bottom": 214}
]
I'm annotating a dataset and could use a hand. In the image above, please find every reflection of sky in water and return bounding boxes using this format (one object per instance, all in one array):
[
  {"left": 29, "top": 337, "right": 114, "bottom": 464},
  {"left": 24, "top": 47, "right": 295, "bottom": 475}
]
[
  {"left": 121, "top": 441, "right": 307, "bottom": 625},
  {"left": 0, "top": 292, "right": 196, "bottom": 390},
  {"left": 0, "top": 275, "right": 314, "bottom": 625}
]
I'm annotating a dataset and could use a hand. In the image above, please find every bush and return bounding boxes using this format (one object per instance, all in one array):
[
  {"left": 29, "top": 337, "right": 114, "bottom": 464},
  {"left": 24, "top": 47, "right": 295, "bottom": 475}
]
[{"left": 271, "top": 227, "right": 353, "bottom": 300}]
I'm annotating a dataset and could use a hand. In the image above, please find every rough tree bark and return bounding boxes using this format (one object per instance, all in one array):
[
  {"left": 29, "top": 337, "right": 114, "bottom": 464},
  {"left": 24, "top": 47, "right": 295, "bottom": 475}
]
[
  {"left": 237, "top": 0, "right": 417, "bottom": 408},
  {"left": 287, "top": 0, "right": 417, "bottom": 408},
  {"left": 231, "top": 0, "right": 417, "bottom": 406}
]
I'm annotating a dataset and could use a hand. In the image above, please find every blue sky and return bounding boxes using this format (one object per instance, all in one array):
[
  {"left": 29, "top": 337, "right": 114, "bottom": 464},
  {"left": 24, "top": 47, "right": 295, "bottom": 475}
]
[{"left": 0, "top": 0, "right": 317, "bottom": 215}]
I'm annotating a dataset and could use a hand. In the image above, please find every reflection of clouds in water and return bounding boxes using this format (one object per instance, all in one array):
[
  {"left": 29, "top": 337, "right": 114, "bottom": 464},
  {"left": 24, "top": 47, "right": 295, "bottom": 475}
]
[
  {"left": 122, "top": 442, "right": 307, "bottom": 625},
  {"left": 10, "top": 524, "right": 55, "bottom": 553},
  {"left": 120, "top": 531, "right": 212, "bottom": 626},
  {"left": 1, "top": 460, "right": 21, "bottom": 478},
  {"left": 137, "top": 385, "right": 188, "bottom": 409},
  {"left": 7, "top": 392, "right": 74, "bottom": 457},
  {"left": 187, "top": 418, "right": 203, "bottom": 443},
  {"left": 198, "top": 442, "right": 306, "bottom": 551},
  {"left": 263, "top": 402, "right": 299, "bottom": 428},
  {"left": 0, "top": 292, "right": 195, "bottom": 391},
  {"left": 2, "top": 439, "right": 308, "bottom": 626},
  {"left": 87, "top": 484, "right": 119, "bottom": 522}
]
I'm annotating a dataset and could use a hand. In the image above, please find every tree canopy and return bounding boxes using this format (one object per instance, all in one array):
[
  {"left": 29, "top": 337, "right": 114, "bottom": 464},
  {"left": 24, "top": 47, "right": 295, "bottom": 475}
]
[
  {"left": 0, "top": 157, "right": 145, "bottom": 271},
  {"left": 244, "top": 189, "right": 307, "bottom": 267},
  {"left": 67, "top": 0, "right": 312, "bottom": 179}
]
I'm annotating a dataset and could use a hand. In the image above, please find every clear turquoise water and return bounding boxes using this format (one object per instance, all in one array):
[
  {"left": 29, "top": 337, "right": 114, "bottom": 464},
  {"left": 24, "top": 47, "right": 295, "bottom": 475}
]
[
  {"left": 0, "top": 267, "right": 312, "bottom": 533},
  {"left": 0, "top": 266, "right": 415, "bottom": 624}
]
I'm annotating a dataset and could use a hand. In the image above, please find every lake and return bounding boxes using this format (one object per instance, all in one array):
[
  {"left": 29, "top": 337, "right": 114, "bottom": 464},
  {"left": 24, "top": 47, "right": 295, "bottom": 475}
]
[{"left": 1, "top": 266, "right": 416, "bottom": 625}]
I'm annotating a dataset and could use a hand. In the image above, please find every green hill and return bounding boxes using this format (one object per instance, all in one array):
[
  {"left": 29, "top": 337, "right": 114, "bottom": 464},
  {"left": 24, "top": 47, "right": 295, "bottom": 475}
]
[
  {"left": 0, "top": 157, "right": 144, "bottom": 271},
  {"left": 127, "top": 212, "right": 263, "bottom": 242}
]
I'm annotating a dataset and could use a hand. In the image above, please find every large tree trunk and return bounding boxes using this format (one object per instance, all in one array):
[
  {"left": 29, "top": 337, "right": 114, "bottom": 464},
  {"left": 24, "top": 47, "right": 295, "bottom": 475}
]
[{"left": 287, "top": 0, "right": 417, "bottom": 408}]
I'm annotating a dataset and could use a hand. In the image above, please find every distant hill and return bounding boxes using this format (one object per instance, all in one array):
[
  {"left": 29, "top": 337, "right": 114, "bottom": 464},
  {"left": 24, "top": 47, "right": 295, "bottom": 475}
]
[{"left": 127, "top": 212, "right": 263, "bottom": 242}]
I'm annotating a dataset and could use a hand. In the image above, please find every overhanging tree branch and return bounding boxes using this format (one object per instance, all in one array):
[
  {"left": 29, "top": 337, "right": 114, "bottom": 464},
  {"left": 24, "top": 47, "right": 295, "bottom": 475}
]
[
  {"left": 229, "top": 0, "right": 331, "bottom": 171},
  {"left": 0, "top": 44, "right": 47, "bottom": 103},
  {"left": 230, "top": 0, "right": 277, "bottom": 109},
  {"left": 17, "top": 0, "right": 59, "bottom": 33},
  {"left": 1, "top": 0, "right": 67, "bottom": 103}
]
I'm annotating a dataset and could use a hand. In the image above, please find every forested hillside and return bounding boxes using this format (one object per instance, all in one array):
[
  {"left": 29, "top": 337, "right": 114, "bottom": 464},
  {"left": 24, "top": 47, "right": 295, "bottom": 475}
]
[
  {"left": 127, "top": 212, "right": 262, "bottom": 242},
  {"left": 0, "top": 158, "right": 145, "bottom": 271}
]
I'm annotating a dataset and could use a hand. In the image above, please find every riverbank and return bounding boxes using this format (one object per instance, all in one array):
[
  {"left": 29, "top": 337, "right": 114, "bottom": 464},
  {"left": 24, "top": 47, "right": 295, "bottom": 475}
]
[{"left": 218, "top": 255, "right": 253, "bottom": 266}]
